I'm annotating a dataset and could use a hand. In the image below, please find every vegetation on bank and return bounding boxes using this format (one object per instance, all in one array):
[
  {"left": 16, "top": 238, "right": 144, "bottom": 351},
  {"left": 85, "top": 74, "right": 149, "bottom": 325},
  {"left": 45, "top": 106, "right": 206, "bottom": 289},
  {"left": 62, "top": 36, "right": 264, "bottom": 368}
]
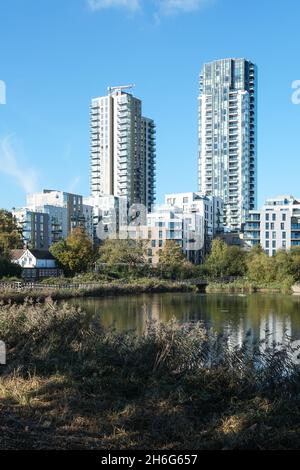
[
  {"left": 1, "top": 209, "right": 300, "bottom": 295},
  {"left": 0, "top": 278, "right": 196, "bottom": 304},
  {"left": 1, "top": 300, "right": 300, "bottom": 450}
]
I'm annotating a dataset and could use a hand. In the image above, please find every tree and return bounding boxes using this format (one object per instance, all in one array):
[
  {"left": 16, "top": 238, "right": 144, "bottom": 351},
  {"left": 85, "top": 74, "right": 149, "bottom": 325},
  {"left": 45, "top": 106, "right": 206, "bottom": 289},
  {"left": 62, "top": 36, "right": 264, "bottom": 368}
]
[
  {"left": 246, "top": 246, "right": 277, "bottom": 283},
  {"left": 50, "top": 228, "right": 94, "bottom": 276},
  {"left": 275, "top": 247, "right": 300, "bottom": 283},
  {"left": 158, "top": 240, "right": 195, "bottom": 280},
  {"left": 204, "top": 239, "right": 247, "bottom": 279},
  {"left": 98, "top": 238, "right": 146, "bottom": 273},
  {"left": 0, "top": 257, "right": 22, "bottom": 279},
  {"left": 0, "top": 209, "right": 23, "bottom": 256}
]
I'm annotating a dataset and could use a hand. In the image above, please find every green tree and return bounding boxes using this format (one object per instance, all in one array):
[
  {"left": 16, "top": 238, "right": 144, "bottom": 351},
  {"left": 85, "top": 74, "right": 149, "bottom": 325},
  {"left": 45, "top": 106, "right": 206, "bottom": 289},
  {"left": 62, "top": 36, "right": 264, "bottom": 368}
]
[
  {"left": 50, "top": 228, "right": 94, "bottom": 276},
  {"left": 0, "top": 209, "right": 23, "bottom": 256},
  {"left": 246, "top": 246, "right": 277, "bottom": 283},
  {"left": 158, "top": 240, "right": 195, "bottom": 280},
  {"left": 98, "top": 238, "right": 146, "bottom": 273},
  {"left": 204, "top": 239, "right": 247, "bottom": 279}
]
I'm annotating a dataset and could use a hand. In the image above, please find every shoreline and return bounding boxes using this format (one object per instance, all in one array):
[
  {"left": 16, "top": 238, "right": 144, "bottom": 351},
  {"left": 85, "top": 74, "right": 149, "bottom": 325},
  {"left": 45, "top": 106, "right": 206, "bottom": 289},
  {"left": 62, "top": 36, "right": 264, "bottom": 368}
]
[
  {"left": 0, "top": 278, "right": 297, "bottom": 303},
  {"left": 0, "top": 279, "right": 197, "bottom": 304}
]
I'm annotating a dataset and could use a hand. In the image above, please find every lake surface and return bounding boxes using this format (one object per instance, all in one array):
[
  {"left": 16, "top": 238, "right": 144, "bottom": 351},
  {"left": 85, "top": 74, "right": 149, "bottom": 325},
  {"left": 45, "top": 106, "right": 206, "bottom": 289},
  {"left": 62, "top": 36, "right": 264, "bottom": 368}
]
[{"left": 68, "top": 293, "right": 300, "bottom": 347}]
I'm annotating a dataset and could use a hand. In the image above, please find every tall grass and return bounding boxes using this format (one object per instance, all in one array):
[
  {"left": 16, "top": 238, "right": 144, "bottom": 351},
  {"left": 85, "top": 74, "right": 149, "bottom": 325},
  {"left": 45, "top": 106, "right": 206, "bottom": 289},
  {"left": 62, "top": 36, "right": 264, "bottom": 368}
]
[{"left": 1, "top": 299, "right": 300, "bottom": 450}]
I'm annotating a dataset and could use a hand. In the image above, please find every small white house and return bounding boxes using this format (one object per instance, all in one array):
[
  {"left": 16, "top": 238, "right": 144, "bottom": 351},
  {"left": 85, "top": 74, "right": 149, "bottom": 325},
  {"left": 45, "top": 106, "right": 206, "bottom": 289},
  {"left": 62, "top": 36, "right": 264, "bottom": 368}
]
[{"left": 10, "top": 249, "right": 62, "bottom": 280}]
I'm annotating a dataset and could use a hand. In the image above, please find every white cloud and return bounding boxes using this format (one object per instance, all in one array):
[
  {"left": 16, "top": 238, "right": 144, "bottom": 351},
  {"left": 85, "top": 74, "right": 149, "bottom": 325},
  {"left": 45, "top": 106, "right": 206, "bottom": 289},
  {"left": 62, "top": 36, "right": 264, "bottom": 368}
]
[
  {"left": 88, "top": 0, "right": 141, "bottom": 11},
  {"left": 0, "top": 136, "right": 38, "bottom": 194},
  {"left": 158, "top": 0, "right": 212, "bottom": 14},
  {"left": 87, "top": 0, "right": 213, "bottom": 15},
  {"left": 68, "top": 176, "right": 81, "bottom": 193}
]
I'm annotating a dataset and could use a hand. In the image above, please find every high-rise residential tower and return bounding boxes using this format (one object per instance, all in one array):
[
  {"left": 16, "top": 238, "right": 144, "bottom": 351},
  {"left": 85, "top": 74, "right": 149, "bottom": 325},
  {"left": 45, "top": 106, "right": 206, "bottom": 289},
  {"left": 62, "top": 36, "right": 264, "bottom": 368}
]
[
  {"left": 90, "top": 86, "right": 156, "bottom": 212},
  {"left": 198, "top": 58, "right": 257, "bottom": 230}
]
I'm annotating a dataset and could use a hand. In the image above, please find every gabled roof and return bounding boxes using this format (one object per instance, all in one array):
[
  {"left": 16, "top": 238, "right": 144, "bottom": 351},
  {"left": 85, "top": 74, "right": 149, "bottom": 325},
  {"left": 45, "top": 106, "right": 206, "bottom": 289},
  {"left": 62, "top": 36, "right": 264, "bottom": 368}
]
[
  {"left": 28, "top": 250, "right": 55, "bottom": 260},
  {"left": 10, "top": 249, "right": 55, "bottom": 261},
  {"left": 10, "top": 249, "right": 26, "bottom": 260}
]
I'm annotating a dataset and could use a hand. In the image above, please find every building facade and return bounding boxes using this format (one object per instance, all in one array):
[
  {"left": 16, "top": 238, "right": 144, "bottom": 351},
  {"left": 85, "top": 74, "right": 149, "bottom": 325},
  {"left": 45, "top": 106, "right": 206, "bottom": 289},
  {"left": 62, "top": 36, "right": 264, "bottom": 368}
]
[
  {"left": 244, "top": 195, "right": 300, "bottom": 256},
  {"left": 10, "top": 249, "right": 63, "bottom": 280},
  {"left": 14, "top": 190, "right": 93, "bottom": 250},
  {"left": 198, "top": 58, "right": 257, "bottom": 230},
  {"left": 26, "top": 190, "right": 89, "bottom": 234},
  {"left": 90, "top": 86, "right": 156, "bottom": 210},
  {"left": 12, "top": 209, "right": 50, "bottom": 251},
  {"left": 84, "top": 195, "right": 128, "bottom": 245},
  {"left": 124, "top": 193, "right": 223, "bottom": 265},
  {"left": 165, "top": 192, "right": 223, "bottom": 251}
]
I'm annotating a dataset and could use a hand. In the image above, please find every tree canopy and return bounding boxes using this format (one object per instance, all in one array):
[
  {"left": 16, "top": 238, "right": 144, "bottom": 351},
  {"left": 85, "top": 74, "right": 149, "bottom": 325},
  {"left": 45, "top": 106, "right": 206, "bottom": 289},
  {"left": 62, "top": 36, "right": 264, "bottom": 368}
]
[
  {"left": 98, "top": 239, "right": 146, "bottom": 267},
  {"left": 0, "top": 209, "right": 23, "bottom": 256},
  {"left": 158, "top": 240, "right": 195, "bottom": 279},
  {"left": 204, "top": 238, "right": 247, "bottom": 279},
  {"left": 50, "top": 228, "right": 94, "bottom": 275}
]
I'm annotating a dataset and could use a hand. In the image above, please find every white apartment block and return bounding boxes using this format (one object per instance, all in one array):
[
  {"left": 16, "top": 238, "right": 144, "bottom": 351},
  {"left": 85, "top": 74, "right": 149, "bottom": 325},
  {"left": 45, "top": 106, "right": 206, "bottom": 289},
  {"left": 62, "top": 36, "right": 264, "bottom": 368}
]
[
  {"left": 198, "top": 58, "right": 257, "bottom": 230},
  {"left": 165, "top": 192, "right": 223, "bottom": 241},
  {"left": 244, "top": 195, "right": 300, "bottom": 256},
  {"left": 84, "top": 195, "right": 128, "bottom": 244},
  {"left": 90, "top": 86, "right": 156, "bottom": 211},
  {"left": 125, "top": 193, "right": 223, "bottom": 265}
]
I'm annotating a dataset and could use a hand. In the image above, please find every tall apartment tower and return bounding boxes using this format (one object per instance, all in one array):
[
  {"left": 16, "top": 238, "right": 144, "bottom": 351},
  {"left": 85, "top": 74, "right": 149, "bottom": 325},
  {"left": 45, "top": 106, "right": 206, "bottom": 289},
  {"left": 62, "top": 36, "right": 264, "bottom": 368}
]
[
  {"left": 198, "top": 58, "right": 257, "bottom": 230},
  {"left": 90, "top": 86, "right": 156, "bottom": 212}
]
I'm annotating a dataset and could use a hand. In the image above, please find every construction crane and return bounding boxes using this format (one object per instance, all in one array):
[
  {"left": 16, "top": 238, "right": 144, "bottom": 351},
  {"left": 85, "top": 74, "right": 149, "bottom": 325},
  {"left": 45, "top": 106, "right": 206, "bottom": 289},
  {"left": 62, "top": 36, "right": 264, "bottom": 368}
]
[{"left": 107, "top": 84, "right": 136, "bottom": 94}]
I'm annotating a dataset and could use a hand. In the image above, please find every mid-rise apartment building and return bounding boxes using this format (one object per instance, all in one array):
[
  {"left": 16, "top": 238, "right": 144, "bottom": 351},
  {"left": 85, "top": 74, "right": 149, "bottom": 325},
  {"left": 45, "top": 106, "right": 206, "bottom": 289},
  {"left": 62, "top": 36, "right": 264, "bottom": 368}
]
[
  {"left": 12, "top": 209, "right": 50, "bottom": 251},
  {"left": 84, "top": 195, "right": 128, "bottom": 245},
  {"left": 165, "top": 192, "right": 223, "bottom": 252},
  {"left": 14, "top": 190, "right": 93, "bottom": 250},
  {"left": 90, "top": 86, "right": 156, "bottom": 211},
  {"left": 244, "top": 195, "right": 300, "bottom": 256},
  {"left": 124, "top": 193, "right": 223, "bottom": 265},
  {"left": 26, "top": 190, "right": 88, "bottom": 233},
  {"left": 198, "top": 58, "right": 257, "bottom": 230}
]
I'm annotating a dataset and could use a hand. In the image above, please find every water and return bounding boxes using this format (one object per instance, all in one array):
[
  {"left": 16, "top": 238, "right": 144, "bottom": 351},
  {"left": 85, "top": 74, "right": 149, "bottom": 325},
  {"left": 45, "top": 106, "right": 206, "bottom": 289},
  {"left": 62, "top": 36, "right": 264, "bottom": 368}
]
[{"left": 67, "top": 292, "right": 300, "bottom": 348}]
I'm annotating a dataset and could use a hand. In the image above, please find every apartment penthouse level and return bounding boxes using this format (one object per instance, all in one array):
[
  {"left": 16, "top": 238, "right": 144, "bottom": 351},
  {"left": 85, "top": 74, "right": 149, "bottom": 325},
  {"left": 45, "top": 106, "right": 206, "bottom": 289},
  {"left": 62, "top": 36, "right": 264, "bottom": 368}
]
[
  {"left": 90, "top": 86, "right": 156, "bottom": 211},
  {"left": 244, "top": 196, "right": 300, "bottom": 256},
  {"left": 198, "top": 58, "right": 257, "bottom": 230}
]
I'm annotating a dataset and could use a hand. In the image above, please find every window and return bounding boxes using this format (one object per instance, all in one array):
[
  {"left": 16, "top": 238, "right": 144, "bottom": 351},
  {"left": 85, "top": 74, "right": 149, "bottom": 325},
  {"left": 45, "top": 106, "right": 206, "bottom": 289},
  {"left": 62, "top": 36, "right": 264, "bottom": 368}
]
[
  {"left": 151, "top": 240, "right": 156, "bottom": 247},
  {"left": 272, "top": 213, "right": 276, "bottom": 221},
  {"left": 265, "top": 223, "right": 269, "bottom": 230},
  {"left": 272, "top": 232, "right": 276, "bottom": 239},
  {"left": 266, "top": 214, "right": 269, "bottom": 221},
  {"left": 281, "top": 223, "right": 285, "bottom": 230},
  {"left": 183, "top": 197, "right": 188, "bottom": 204},
  {"left": 282, "top": 231, "right": 286, "bottom": 239},
  {"left": 266, "top": 241, "right": 269, "bottom": 248},
  {"left": 282, "top": 214, "right": 286, "bottom": 221},
  {"left": 266, "top": 231, "right": 269, "bottom": 239}
]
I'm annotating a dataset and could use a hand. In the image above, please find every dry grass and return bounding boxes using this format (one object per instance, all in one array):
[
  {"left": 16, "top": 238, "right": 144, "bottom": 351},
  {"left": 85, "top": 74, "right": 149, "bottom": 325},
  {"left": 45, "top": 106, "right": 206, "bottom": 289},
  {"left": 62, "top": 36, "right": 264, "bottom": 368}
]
[{"left": 1, "top": 299, "right": 300, "bottom": 450}]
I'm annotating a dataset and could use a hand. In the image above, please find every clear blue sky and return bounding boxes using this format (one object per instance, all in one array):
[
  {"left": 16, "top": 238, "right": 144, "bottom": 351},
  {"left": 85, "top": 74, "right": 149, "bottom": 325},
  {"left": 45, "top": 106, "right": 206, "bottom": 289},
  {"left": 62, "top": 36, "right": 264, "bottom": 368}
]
[{"left": 0, "top": 0, "right": 299, "bottom": 210}]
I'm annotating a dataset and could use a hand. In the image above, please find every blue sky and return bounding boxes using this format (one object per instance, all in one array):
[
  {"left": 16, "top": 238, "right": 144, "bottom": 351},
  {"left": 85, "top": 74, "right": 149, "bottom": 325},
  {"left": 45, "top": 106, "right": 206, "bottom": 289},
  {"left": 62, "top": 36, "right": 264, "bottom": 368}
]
[{"left": 0, "top": 0, "right": 299, "bottom": 210}]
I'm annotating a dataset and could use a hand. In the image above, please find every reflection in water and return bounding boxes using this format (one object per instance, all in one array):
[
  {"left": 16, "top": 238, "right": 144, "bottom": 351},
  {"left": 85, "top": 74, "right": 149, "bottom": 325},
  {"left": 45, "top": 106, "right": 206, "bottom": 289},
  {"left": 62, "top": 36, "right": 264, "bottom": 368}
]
[{"left": 68, "top": 293, "right": 300, "bottom": 347}]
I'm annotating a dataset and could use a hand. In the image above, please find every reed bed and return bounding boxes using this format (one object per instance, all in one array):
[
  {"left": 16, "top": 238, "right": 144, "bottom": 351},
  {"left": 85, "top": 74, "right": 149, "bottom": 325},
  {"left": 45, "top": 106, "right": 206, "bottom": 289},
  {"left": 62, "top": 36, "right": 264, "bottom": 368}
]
[{"left": 1, "top": 299, "right": 300, "bottom": 450}]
